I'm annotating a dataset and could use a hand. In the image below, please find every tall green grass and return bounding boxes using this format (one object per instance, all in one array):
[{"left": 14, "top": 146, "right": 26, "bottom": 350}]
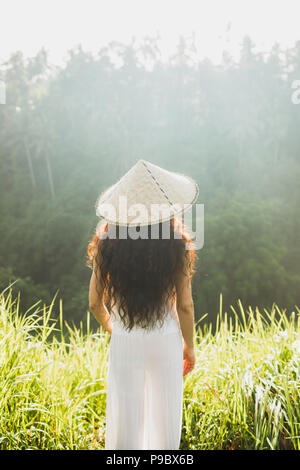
[{"left": 0, "top": 286, "right": 299, "bottom": 450}]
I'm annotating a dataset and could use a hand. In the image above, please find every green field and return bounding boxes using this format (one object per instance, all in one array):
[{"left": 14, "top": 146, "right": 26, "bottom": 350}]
[{"left": 0, "top": 286, "right": 299, "bottom": 450}]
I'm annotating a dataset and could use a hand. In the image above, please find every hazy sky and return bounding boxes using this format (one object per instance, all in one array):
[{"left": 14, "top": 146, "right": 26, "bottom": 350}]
[{"left": 1, "top": 0, "right": 300, "bottom": 65}]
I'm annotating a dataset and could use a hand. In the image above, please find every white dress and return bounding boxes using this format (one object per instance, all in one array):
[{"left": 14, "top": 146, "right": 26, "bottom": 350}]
[{"left": 105, "top": 300, "right": 184, "bottom": 450}]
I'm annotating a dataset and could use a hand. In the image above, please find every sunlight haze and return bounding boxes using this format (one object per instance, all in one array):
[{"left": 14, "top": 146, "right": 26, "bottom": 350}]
[{"left": 1, "top": 0, "right": 300, "bottom": 65}]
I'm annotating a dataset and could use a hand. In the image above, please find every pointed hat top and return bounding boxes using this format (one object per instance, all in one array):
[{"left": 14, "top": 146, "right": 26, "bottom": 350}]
[{"left": 95, "top": 159, "right": 198, "bottom": 226}]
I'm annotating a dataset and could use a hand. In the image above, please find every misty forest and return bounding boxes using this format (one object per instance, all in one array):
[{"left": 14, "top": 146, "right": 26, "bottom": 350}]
[{"left": 1, "top": 35, "right": 300, "bottom": 327}]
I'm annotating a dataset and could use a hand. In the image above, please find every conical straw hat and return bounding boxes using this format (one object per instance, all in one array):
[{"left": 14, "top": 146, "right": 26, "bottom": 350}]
[{"left": 95, "top": 159, "right": 198, "bottom": 226}]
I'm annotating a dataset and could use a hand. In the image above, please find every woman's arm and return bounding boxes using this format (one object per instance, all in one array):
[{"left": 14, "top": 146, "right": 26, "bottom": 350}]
[
  {"left": 175, "top": 268, "right": 196, "bottom": 375},
  {"left": 175, "top": 270, "right": 195, "bottom": 349},
  {"left": 88, "top": 262, "right": 112, "bottom": 334}
]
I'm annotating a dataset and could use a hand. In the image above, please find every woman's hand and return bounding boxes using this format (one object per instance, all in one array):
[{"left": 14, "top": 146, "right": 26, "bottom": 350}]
[
  {"left": 183, "top": 343, "right": 195, "bottom": 376},
  {"left": 107, "top": 323, "right": 113, "bottom": 335}
]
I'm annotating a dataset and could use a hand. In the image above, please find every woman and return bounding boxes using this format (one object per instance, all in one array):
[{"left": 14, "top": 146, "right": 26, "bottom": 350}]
[{"left": 87, "top": 159, "right": 198, "bottom": 450}]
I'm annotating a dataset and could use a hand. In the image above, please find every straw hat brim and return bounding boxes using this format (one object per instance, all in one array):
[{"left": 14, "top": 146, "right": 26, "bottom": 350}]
[{"left": 95, "top": 160, "right": 199, "bottom": 227}]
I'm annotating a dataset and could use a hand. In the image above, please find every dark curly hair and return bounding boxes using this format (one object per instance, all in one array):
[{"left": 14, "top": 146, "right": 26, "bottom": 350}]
[{"left": 87, "top": 217, "right": 195, "bottom": 331}]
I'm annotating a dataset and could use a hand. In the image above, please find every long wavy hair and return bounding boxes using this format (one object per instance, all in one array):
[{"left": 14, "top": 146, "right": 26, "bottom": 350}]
[{"left": 86, "top": 217, "right": 195, "bottom": 331}]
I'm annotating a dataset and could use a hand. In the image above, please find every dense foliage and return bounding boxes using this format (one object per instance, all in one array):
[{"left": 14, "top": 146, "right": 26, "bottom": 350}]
[
  {"left": 0, "top": 289, "right": 299, "bottom": 450},
  {"left": 0, "top": 36, "right": 300, "bottom": 325}
]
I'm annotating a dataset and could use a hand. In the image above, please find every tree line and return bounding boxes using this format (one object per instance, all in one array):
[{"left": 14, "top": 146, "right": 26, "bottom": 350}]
[{"left": 0, "top": 36, "right": 299, "bottom": 327}]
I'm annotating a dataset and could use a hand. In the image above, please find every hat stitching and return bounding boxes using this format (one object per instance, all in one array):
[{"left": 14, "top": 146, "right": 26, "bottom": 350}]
[{"left": 140, "top": 160, "right": 175, "bottom": 211}]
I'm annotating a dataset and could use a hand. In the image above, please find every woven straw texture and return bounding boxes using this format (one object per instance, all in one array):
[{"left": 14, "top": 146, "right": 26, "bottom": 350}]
[{"left": 95, "top": 159, "right": 198, "bottom": 226}]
